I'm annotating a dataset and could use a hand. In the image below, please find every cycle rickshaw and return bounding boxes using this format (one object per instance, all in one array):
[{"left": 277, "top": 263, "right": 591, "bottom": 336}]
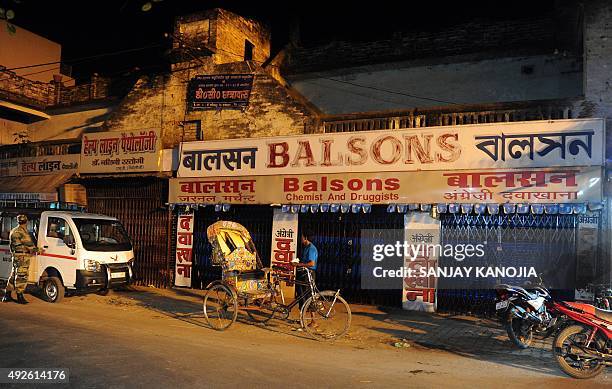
[{"left": 203, "top": 220, "right": 351, "bottom": 341}]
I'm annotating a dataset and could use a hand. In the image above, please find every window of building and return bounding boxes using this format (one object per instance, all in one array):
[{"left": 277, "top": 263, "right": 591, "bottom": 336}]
[{"left": 244, "top": 40, "right": 254, "bottom": 61}]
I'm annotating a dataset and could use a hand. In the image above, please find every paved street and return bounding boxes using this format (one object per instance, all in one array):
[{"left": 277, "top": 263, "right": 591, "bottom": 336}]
[{"left": 0, "top": 287, "right": 609, "bottom": 388}]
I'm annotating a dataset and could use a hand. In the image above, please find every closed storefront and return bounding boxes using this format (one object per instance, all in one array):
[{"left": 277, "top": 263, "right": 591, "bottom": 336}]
[
  {"left": 82, "top": 177, "right": 172, "bottom": 287},
  {"left": 169, "top": 118, "right": 606, "bottom": 312},
  {"left": 77, "top": 128, "right": 173, "bottom": 287}
]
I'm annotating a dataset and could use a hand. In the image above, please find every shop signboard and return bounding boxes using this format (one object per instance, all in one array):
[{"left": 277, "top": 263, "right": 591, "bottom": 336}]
[
  {"left": 175, "top": 212, "right": 195, "bottom": 287},
  {"left": 187, "top": 74, "right": 254, "bottom": 110},
  {"left": 270, "top": 209, "right": 298, "bottom": 298},
  {"left": 0, "top": 154, "right": 79, "bottom": 177},
  {"left": 178, "top": 119, "right": 605, "bottom": 177},
  {"left": 169, "top": 166, "right": 602, "bottom": 205},
  {"left": 80, "top": 129, "right": 161, "bottom": 173},
  {"left": 403, "top": 213, "right": 440, "bottom": 312},
  {"left": 575, "top": 213, "right": 600, "bottom": 301}
]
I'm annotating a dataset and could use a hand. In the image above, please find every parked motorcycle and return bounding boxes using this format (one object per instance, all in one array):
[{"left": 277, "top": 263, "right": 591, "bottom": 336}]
[
  {"left": 552, "top": 301, "right": 612, "bottom": 379},
  {"left": 494, "top": 283, "right": 563, "bottom": 348}
]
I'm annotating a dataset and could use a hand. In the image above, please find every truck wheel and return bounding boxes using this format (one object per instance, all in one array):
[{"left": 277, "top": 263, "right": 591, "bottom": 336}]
[
  {"left": 41, "top": 277, "right": 65, "bottom": 303},
  {"left": 97, "top": 288, "right": 110, "bottom": 296}
]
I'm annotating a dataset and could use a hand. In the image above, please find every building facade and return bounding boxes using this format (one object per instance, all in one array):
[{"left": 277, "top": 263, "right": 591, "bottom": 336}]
[{"left": 0, "top": 4, "right": 610, "bottom": 311}]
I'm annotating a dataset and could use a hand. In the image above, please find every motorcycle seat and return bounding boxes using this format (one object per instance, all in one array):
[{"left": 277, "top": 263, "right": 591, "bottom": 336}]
[{"left": 594, "top": 307, "right": 612, "bottom": 322}]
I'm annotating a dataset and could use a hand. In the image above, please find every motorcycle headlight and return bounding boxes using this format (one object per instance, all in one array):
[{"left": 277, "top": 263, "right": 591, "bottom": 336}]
[{"left": 85, "top": 260, "right": 102, "bottom": 272}]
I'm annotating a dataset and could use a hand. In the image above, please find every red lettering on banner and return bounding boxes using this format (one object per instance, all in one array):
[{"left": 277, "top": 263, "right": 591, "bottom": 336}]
[
  {"left": 444, "top": 170, "right": 579, "bottom": 189},
  {"left": 179, "top": 215, "right": 193, "bottom": 230},
  {"left": 371, "top": 136, "right": 402, "bottom": 165},
  {"left": 177, "top": 232, "right": 193, "bottom": 246},
  {"left": 436, "top": 133, "right": 461, "bottom": 162},
  {"left": 347, "top": 136, "right": 367, "bottom": 166},
  {"left": 405, "top": 288, "right": 436, "bottom": 303},
  {"left": 284, "top": 178, "right": 299, "bottom": 191},
  {"left": 291, "top": 141, "right": 316, "bottom": 167},
  {"left": 283, "top": 176, "right": 401, "bottom": 193},
  {"left": 320, "top": 139, "right": 343, "bottom": 167},
  {"left": 267, "top": 142, "right": 290, "bottom": 168},
  {"left": 273, "top": 237, "right": 294, "bottom": 263},
  {"left": 176, "top": 263, "right": 192, "bottom": 278},
  {"left": 404, "top": 134, "right": 434, "bottom": 164}
]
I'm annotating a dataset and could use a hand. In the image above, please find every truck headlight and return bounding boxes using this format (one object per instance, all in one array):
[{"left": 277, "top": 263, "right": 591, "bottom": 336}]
[{"left": 85, "top": 260, "right": 101, "bottom": 272}]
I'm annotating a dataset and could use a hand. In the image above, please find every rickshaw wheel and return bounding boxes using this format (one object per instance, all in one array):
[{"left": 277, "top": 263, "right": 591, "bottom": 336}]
[{"left": 203, "top": 284, "right": 238, "bottom": 331}]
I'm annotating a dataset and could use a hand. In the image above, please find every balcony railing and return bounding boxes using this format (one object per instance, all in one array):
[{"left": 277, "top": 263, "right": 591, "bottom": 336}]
[
  {"left": 322, "top": 99, "right": 577, "bottom": 133},
  {"left": 0, "top": 69, "right": 109, "bottom": 109},
  {"left": 0, "top": 141, "right": 81, "bottom": 159}
]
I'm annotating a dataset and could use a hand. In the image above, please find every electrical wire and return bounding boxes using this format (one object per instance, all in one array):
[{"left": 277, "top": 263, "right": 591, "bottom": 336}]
[
  {"left": 1, "top": 42, "right": 165, "bottom": 72},
  {"left": 209, "top": 45, "right": 465, "bottom": 106},
  {"left": 1, "top": 33, "right": 465, "bottom": 107}
]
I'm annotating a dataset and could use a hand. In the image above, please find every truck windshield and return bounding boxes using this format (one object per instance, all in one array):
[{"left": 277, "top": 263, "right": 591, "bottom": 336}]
[{"left": 72, "top": 218, "right": 132, "bottom": 252}]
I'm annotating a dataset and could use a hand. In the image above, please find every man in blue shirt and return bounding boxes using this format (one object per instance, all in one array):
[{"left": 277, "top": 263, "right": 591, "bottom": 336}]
[
  {"left": 293, "top": 231, "right": 318, "bottom": 310},
  {"left": 299, "top": 233, "right": 318, "bottom": 271}
]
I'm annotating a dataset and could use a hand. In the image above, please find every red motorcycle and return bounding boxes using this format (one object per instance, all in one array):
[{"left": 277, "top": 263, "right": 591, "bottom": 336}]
[{"left": 552, "top": 301, "right": 612, "bottom": 379}]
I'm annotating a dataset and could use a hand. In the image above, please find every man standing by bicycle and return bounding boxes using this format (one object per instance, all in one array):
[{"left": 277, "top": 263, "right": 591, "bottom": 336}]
[{"left": 292, "top": 231, "right": 318, "bottom": 326}]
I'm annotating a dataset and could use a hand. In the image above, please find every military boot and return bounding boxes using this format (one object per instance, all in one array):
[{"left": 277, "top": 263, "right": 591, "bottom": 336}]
[
  {"left": 2, "top": 291, "right": 14, "bottom": 303},
  {"left": 16, "top": 293, "right": 28, "bottom": 305}
]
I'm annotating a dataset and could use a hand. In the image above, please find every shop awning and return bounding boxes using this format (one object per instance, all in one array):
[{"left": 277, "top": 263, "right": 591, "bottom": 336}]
[
  {"left": 0, "top": 99, "right": 50, "bottom": 121},
  {"left": 0, "top": 173, "right": 74, "bottom": 202}
]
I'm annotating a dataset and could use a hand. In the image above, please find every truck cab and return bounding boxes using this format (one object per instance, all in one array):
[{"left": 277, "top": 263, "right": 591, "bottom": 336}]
[{"left": 0, "top": 209, "right": 134, "bottom": 303}]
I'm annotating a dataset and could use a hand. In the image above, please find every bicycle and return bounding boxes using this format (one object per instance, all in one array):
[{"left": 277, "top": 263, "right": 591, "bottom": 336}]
[{"left": 247, "top": 267, "right": 352, "bottom": 341}]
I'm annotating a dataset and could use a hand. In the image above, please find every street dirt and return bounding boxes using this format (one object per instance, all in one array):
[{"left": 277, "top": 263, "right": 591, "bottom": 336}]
[{"left": 0, "top": 286, "right": 609, "bottom": 388}]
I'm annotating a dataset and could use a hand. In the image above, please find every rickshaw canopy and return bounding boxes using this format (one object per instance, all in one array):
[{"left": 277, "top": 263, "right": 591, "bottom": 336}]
[{"left": 206, "top": 220, "right": 259, "bottom": 271}]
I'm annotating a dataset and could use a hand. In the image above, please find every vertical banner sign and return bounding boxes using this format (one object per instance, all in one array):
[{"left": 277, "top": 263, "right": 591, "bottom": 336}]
[
  {"left": 270, "top": 209, "right": 298, "bottom": 298},
  {"left": 175, "top": 212, "right": 195, "bottom": 287},
  {"left": 403, "top": 213, "right": 440, "bottom": 312},
  {"left": 575, "top": 213, "right": 600, "bottom": 301}
]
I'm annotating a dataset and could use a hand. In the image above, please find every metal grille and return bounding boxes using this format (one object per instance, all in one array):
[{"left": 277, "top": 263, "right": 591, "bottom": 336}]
[
  {"left": 438, "top": 213, "right": 578, "bottom": 316},
  {"left": 299, "top": 206, "right": 404, "bottom": 306},
  {"left": 83, "top": 178, "right": 172, "bottom": 288},
  {"left": 191, "top": 205, "right": 273, "bottom": 289}
]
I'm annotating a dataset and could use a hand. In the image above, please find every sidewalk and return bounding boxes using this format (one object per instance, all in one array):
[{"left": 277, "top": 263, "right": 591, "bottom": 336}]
[
  {"left": 105, "top": 285, "right": 571, "bottom": 380},
  {"left": 112, "top": 286, "right": 551, "bottom": 357}
]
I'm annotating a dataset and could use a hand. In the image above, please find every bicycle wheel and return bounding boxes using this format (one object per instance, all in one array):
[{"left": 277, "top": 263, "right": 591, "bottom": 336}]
[
  {"left": 203, "top": 284, "right": 238, "bottom": 331},
  {"left": 300, "top": 290, "right": 351, "bottom": 341},
  {"left": 246, "top": 292, "right": 277, "bottom": 324}
]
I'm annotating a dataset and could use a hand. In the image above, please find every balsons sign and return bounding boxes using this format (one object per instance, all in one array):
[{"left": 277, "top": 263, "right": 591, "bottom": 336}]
[
  {"left": 178, "top": 119, "right": 605, "bottom": 177},
  {"left": 169, "top": 166, "right": 602, "bottom": 205}
]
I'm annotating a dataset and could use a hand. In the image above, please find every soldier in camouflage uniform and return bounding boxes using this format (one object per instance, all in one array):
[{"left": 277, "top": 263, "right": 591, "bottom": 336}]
[{"left": 5, "top": 215, "right": 37, "bottom": 304}]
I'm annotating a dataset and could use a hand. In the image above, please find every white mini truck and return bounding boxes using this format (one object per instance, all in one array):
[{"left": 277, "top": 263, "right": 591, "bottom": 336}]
[{"left": 0, "top": 209, "right": 135, "bottom": 303}]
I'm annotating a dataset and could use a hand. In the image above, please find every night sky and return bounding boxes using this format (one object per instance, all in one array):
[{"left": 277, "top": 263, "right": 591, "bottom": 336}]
[{"left": 2, "top": 0, "right": 557, "bottom": 81}]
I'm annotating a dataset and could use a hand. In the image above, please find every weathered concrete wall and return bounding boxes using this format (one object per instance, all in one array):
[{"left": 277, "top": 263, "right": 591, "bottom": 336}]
[
  {"left": 103, "top": 60, "right": 317, "bottom": 149},
  {"left": 174, "top": 8, "right": 270, "bottom": 65},
  {"left": 214, "top": 9, "right": 271, "bottom": 65},
  {"left": 581, "top": 0, "right": 612, "bottom": 283},
  {"left": 0, "top": 118, "right": 27, "bottom": 145},
  {"left": 27, "top": 106, "right": 113, "bottom": 142},
  {"left": 288, "top": 54, "right": 583, "bottom": 115},
  {"left": 102, "top": 10, "right": 313, "bottom": 147},
  {"left": 582, "top": 0, "right": 612, "bottom": 160}
]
